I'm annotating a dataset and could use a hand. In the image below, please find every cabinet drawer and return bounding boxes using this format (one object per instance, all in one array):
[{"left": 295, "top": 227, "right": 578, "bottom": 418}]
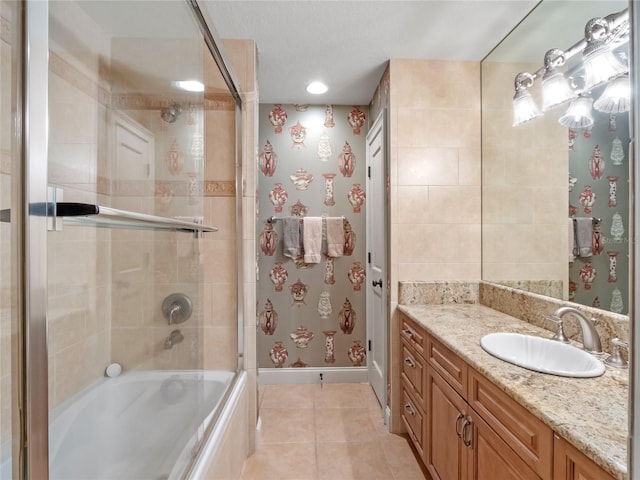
[
  {"left": 401, "top": 340, "right": 425, "bottom": 400},
  {"left": 400, "top": 314, "right": 425, "bottom": 356},
  {"left": 469, "top": 369, "right": 553, "bottom": 480},
  {"left": 401, "top": 387, "right": 424, "bottom": 455},
  {"left": 428, "top": 336, "right": 468, "bottom": 397}
]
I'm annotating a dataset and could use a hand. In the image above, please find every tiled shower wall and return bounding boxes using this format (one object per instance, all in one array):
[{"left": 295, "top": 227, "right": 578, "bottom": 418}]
[{"left": 257, "top": 104, "right": 368, "bottom": 369}]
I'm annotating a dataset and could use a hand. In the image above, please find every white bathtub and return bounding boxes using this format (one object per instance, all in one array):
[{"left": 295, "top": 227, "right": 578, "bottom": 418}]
[{"left": 48, "top": 370, "right": 236, "bottom": 480}]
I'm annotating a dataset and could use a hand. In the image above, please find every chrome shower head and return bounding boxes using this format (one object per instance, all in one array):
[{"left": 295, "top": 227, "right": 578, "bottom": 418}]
[{"left": 160, "top": 103, "right": 183, "bottom": 123}]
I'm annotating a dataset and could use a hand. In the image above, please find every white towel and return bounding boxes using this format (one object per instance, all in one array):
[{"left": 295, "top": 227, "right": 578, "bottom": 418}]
[
  {"left": 573, "top": 217, "right": 593, "bottom": 257},
  {"left": 326, "top": 217, "right": 344, "bottom": 257},
  {"left": 568, "top": 218, "right": 575, "bottom": 263},
  {"left": 303, "top": 217, "right": 322, "bottom": 263}
]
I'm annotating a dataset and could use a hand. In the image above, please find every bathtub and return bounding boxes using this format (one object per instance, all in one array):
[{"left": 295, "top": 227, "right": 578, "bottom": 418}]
[{"left": 48, "top": 370, "right": 237, "bottom": 480}]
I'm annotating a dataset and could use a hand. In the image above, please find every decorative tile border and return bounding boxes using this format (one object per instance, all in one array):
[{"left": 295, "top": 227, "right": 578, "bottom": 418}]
[
  {"left": 49, "top": 52, "right": 111, "bottom": 106},
  {"left": 111, "top": 179, "right": 235, "bottom": 198},
  {"left": 111, "top": 94, "right": 235, "bottom": 112}
]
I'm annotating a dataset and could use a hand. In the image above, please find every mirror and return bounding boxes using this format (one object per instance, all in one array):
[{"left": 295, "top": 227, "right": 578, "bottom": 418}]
[{"left": 481, "top": 0, "right": 630, "bottom": 315}]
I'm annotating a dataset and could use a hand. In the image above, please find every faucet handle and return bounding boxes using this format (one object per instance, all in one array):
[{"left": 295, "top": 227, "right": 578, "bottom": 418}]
[
  {"left": 545, "top": 315, "right": 570, "bottom": 343},
  {"left": 604, "top": 338, "right": 629, "bottom": 368}
]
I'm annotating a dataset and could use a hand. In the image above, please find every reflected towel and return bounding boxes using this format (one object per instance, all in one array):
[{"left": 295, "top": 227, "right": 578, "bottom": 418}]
[
  {"left": 326, "top": 217, "right": 344, "bottom": 257},
  {"left": 573, "top": 217, "right": 593, "bottom": 257},
  {"left": 303, "top": 217, "right": 323, "bottom": 263},
  {"left": 568, "top": 218, "right": 575, "bottom": 262},
  {"left": 283, "top": 217, "right": 303, "bottom": 260}
]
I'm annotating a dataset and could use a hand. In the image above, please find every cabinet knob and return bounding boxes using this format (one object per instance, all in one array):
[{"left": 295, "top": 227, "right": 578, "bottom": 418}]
[
  {"left": 402, "top": 328, "right": 416, "bottom": 340},
  {"left": 404, "top": 403, "right": 416, "bottom": 416}
]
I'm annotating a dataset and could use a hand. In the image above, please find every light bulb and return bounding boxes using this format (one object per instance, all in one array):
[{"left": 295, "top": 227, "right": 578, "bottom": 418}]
[
  {"left": 593, "top": 74, "right": 630, "bottom": 113},
  {"left": 541, "top": 69, "right": 577, "bottom": 111},
  {"left": 559, "top": 96, "right": 594, "bottom": 129},
  {"left": 512, "top": 89, "right": 542, "bottom": 126}
]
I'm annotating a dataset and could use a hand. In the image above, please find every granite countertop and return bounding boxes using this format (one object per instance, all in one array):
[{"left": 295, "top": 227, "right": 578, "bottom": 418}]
[{"left": 398, "top": 303, "right": 629, "bottom": 480}]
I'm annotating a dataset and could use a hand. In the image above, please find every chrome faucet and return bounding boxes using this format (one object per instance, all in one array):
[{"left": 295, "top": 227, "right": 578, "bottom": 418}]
[
  {"left": 548, "top": 306, "right": 602, "bottom": 354},
  {"left": 164, "top": 329, "right": 184, "bottom": 350}
]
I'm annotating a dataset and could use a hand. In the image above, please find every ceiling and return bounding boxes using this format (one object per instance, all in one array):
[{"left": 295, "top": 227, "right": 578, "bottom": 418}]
[{"left": 200, "top": 0, "right": 540, "bottom": 105}]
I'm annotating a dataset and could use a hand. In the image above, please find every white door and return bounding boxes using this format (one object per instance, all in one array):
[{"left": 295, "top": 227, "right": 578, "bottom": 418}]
[{"left": 366, "top": 111, "right": 387, "bottom": 411}]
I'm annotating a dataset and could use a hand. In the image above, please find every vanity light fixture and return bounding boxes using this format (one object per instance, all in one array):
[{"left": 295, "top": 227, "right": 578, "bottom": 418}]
[
  {"left": 558, "top": 95, "right": 595, "bottom": 129},
  {"left": 511, "top": 8, "right": 629, "bottom": 127},
  {"left": 593, "top": 74, "right": 630, "bottom": 113},
  {"left": 512, "top": 72, "right": 542, "bottom": 126},
  {"left": 306, "top": 81, "right": 328, "bottom": 95},
  {"left": 541, "top": 49, "right": 577, "bottom": 111},
  {"left": 582, "top": 18, "right": 628, "bottom": 92}
]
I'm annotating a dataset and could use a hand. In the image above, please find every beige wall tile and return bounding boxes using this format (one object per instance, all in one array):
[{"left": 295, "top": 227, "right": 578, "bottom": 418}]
[
  {"left": 397, "top": 147, "right": 459, "bottom": 186},
  {"left": 397, "top": 186, "right": 429, "bottom": 225}
]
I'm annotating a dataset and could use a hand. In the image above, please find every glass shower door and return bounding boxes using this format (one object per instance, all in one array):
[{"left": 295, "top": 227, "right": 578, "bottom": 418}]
[{"left": 44, "top": 1, "right": 240, "bottom": 478}]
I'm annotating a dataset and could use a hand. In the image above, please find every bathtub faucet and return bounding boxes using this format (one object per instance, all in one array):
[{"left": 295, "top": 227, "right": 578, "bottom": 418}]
[{"left": 164, "top": 329, "right": 184, "bottom": 349}]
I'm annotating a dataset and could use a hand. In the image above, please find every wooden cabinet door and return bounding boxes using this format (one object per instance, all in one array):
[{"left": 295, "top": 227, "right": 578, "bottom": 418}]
[
  {"left": 553, "top": 434, "right": 615, "bottom": 480},
  {"left": 426, "top": 368, "right": 469, "bottom": 480},
  {"left": 470, "top": 411, "right": 540, "bottom": 480}
]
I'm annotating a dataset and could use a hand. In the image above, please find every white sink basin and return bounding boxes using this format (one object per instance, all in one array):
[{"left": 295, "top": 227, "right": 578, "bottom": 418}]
[{"left": 480, "top": 332, "right": 605, "bottom": 378}]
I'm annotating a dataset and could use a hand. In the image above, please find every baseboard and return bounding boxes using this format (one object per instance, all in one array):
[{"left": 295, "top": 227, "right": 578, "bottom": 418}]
[
  {"left": 384, "top": 405, "right": 391, "bottom": 431},
  {"left": 258, "top": 366, "right": 368, "bottom": 384}
]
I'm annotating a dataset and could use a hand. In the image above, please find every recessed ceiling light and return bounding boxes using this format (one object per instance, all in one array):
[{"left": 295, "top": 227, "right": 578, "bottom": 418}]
[
  {"left": 173, "top": 80, "right": 205, "bottom": 92},
  {"left": 306, "top": 81, "right": 328, "bottom": 95}
]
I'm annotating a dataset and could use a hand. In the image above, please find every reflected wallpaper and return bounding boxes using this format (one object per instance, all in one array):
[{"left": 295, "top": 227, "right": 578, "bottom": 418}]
[{"left": 568, "top": 106, "right": 630, "bottom": 314}]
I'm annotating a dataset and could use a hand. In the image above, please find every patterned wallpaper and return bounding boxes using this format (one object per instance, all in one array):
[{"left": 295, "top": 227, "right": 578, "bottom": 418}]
[
  {"left": 568, "top": 105, "right": 630, "bottom": 315},
  {"left": 257, "top": 104, "right": 369, "bottom": 368}
]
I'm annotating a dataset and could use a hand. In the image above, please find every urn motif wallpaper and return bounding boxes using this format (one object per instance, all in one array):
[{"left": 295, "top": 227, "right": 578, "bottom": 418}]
[
  {"left": 258, "top": 104, "right": 369, "bottom": 368},
  {"left": 568, "top": 108, "right": 630, "bottom": 314}
]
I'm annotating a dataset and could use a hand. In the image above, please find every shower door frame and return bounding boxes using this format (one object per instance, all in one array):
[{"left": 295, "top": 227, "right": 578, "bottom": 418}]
[{"left": 24, "top": 0, "right": 50, "bottom": 477}]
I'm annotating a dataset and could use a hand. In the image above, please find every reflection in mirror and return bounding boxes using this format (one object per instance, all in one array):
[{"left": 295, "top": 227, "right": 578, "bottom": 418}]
[{"left": 481, "top": 0, "right": 630, "bottom": 315}]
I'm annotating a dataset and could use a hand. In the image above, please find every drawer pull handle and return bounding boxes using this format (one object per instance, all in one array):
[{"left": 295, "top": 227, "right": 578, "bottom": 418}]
[
  {"left": 455, "top": 412, "right": 465, "bottom": 438},
  {"left": 402, "top": 328, "right": 416, "bottom": 340},
  {"left": 462, "top": 416, "right": 473, "bottom": 447},
  {"left": 404, "top": 403, "right": 416, "bottom": 416},
  {"left": 404, "top": 356, "right": 416, "bottom": 368}
]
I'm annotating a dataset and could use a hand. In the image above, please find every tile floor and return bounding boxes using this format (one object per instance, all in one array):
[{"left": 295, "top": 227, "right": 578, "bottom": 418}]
[{"left": 239, "top": 383, "right": 428, "bottom": 480}]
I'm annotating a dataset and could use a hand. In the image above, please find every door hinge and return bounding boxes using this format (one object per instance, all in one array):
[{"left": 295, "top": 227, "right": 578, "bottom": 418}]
[
  {"left": 368, "top": 340, "right": 372, "bottom": 351},
  {"left": 368, "top": 166, "right": 371, "bottom": 178},
  {"left": 368, "top": 252, "right": 371, "bottom": 264}
]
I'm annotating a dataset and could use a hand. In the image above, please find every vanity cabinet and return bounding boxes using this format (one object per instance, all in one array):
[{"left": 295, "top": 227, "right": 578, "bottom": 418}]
[
  {"left": 553, "top": 434, "right": 615, "bottom": 480},
  {"left": 398, "top": 311, "right": 615, "bottom": 480}
]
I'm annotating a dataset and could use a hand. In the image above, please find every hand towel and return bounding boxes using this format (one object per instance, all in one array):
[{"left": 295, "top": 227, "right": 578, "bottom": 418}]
[
  {"left": 282, "top": 217, "right": 303, "bottom": 260},
  {"left": 303, "top": 216, "right": 322, "bottom": 263},
  {"left": 568, "top": 218, "right": 575, "bottom": 263},
  {"left": 573, "top": 217, "right": 593, "bottom": 257},
  {"left": 326, "top": 217, "right": 344, "bottom": 257}
]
